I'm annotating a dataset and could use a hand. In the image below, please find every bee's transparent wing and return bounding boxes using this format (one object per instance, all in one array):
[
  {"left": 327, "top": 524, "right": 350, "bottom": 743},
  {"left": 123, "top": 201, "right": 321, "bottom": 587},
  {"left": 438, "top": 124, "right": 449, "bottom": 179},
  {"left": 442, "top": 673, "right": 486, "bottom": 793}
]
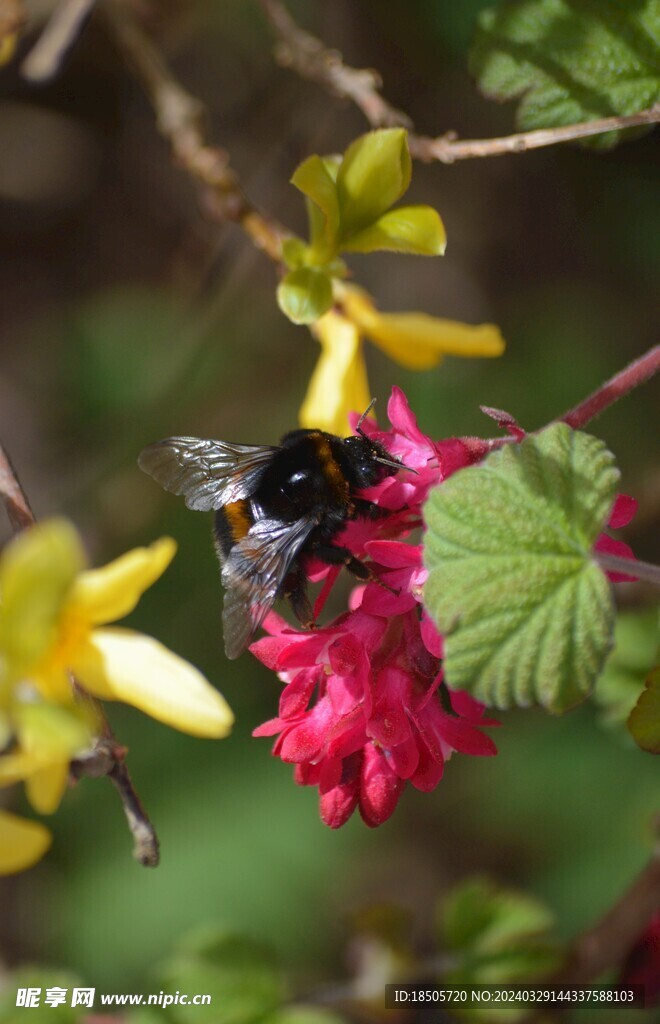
[
  {"left": 221, "top": 515, "right": 316, "bottom": 659},
  {"left": 138, "top": 437, "right": 279, "bottom": 511}
]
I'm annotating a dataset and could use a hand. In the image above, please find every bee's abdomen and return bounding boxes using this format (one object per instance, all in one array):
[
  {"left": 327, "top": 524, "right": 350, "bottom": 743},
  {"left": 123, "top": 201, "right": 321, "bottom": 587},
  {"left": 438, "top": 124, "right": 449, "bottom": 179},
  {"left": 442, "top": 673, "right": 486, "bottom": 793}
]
[{"left": 214, "top": 499, "right": 254, "bottom": 557}]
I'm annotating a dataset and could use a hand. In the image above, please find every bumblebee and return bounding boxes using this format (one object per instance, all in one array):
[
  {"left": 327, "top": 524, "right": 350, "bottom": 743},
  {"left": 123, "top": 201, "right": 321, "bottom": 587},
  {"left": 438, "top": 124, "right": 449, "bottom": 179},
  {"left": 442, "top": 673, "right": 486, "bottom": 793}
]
[{"left": 138, "top": 406, "right": 410, "bottom": 659}]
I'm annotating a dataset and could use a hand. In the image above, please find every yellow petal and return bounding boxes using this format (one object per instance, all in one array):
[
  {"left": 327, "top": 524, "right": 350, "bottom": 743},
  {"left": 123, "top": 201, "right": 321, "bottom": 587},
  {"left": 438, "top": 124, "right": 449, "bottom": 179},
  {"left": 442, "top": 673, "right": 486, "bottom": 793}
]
[
  {"left": 341, "top": 286, "right": 505, "bottom": 369},
  {"left": 26, "top": 761, "right": 70, "bottom": 814},
  {"left": 300, "top": 312, "right": 371, "bottom": 435},
  {"left": 0, "top": 750, "right": 37, "bottom": 787},
  {"left": 0, "top": 519, "right": 84, "bottom": 680},
  {"left": 14, "top": 701, "right": 92, "bottom": 762},
  {"left": 73, "top": 628, "right": 234, "bottom": 738},
  {"left": 68, "top": 537, "right": 177, "bottom": 626},
  {"left": 0, "top": 809, "right": 51, "bottom": 875}
]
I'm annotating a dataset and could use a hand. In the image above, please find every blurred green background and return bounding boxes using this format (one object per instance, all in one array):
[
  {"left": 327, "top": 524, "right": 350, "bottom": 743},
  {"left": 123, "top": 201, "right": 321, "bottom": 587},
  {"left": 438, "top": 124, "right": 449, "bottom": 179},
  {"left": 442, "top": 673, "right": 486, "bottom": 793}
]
[{"left": 0, "top": 0, "right": 658, "bottom": 1004}]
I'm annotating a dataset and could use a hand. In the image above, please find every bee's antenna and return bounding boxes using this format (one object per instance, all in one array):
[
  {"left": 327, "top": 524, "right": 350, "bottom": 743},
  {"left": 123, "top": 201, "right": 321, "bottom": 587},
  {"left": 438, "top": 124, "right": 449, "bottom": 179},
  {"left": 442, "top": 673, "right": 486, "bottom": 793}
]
[{"left": 356, "top": 398, "right": 377, "bottom": 437}]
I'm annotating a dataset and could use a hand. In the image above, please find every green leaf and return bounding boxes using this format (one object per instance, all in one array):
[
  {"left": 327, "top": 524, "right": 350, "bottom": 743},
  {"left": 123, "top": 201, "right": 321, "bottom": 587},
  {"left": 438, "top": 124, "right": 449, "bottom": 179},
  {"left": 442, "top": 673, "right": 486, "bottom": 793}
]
[
  {"left": 439, "top": 878, "right": 561, "bottom": 992},
  {"left": 442, "top": 878, "right": 555, "bottom": 955},
  {"left": 470, "top": 0, "right": 660, "bottom": 149},
  {"left": 159, "top": 931, "right": 286, "bottom": 1024},
  {"left": 628, "top": 665, "right": 660, "bottom": 753},
  {"left": 276, "top": 269, "right": 333, "bottom": 325},
  {"left": 423, "top": 424, "right": 619, "bottom": 711},
  {"left": 336, "top": 129, "right": 412, "bottom": 240},
  {"left": 291, "top": 155, "right": 340, "bottom": 259},
  {"left": 342, "top": 206, "right": 447, "bottom": 255},
  {"left": 594, "top": 609, "right": 659, "bottom": 728}
]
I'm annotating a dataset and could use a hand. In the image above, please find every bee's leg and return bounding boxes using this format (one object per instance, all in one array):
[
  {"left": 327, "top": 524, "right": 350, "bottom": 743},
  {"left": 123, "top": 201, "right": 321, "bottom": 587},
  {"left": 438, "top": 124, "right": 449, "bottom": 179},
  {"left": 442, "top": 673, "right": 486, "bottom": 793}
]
[
  {"left": 314, "top": 544, "right": 399, "bottom": 595},
  {"left": 352, "top": 498, "right": 412, "bottom": 520},
  {"left": 283, "top": 568, "right": 315, "bottom": 629},
  {"left": 351, "top": 498, "right": 392, "bottom": 520}
]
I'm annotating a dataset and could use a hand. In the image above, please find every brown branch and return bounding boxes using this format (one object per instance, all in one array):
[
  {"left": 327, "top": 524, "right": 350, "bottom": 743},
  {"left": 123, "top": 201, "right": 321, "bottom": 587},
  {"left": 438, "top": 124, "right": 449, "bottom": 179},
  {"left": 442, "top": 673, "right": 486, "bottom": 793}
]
[
  {"left": 259, "top": 0, "right": 660, "bottom": 162},
  {"left": 257, "top": 0, "right": 411, "bottom": 130},
  {"left": 102, "top": 1, "right": 287, "bottom": 263},
  {"left": 0, "top": 443, "right": 160, "bottom": 868},
  {"left": 21, "top": 0, "right": 99, "bottom": 82},
  {"left": 0, "top": 442, "right": 35, "bottom": 531},
  {"left": 556, "top": 833, "right": 660, "bottom": 985}
]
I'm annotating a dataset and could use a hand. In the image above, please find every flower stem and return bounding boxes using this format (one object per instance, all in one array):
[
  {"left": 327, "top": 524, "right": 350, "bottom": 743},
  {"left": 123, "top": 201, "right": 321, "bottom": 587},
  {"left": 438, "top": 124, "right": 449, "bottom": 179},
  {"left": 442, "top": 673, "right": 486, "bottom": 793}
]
[
  {"left": 595, "top": 551, "right": 660, "bottom": 587},
  {"left": 561, "top": 346, "right": 660, "bottom": 430}
]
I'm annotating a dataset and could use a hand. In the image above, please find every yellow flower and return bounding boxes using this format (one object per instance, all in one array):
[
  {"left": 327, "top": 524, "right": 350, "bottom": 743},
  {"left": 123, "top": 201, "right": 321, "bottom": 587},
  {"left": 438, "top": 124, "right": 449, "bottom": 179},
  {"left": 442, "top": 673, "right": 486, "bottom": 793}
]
[
  {"left": 301, "top": 312, "right": 371, "bottom": 437},
  {"left": 0, "top": 809, "right": 51, "bottom": 875},
  {"left": 0, "top": 519, "right": 234, "bottom": 738},
  {"left": 299, "top": 285, "right": 505, "bottom": 434}
]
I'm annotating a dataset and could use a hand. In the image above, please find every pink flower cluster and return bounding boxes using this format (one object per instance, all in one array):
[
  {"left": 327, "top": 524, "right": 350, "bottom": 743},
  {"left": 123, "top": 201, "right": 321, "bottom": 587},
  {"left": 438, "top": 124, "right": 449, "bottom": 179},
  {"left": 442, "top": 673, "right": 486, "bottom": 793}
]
[
  {"left": 252, "top": 389, "right": 637, "bottom": 828},
  {"left": 252, "top": 389, "right": 498, "bottom": 827}
]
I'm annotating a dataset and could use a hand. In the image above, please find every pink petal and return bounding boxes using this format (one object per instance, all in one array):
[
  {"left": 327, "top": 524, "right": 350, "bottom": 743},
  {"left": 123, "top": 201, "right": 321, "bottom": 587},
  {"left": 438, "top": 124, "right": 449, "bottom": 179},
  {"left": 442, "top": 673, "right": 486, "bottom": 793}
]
[
  {"left": 409, "top": 738, "right": 444, "bottom": 792},
  {"left": 420, "top": 614, "right": 443, "bottom": 658},
  {"left": 250, "top": 636, "right": 292, "bottom": 670},
  {"left": 319, "top": 753, "right": 361, "bottom": 828},
  {"left": 319, "top": 756, "right": 343, "bottom": 794},
  {"left": 252, "top": 716, "right": 285, "bottom": 738},
  {"left": 279, "top": 670, "right": 318, "bottom": 718},
  {"left": 328, "top": 633, "right": 362, "bottom": 676},
  {"left": 279, "top": 698, "right": 336, "bottom": 763},
  {"left": 436, "top": 437, "right": 489, "bottom": 479},
  {"left": 358, "top": 744, "right": 404, "bottom": 827},
  {"left": 365, "top": 540, "right": 422, "bottom": 569},
  {"left": 448, "top": 688, "right": 499, "bottom": 727},
  {"left": 594, "top": 535, "right": 638, "bottom": 582},
  {"left": 388, "top": 734, "right": 420, "bottom": 779},
  {"left": 294, "top": 762, "right": 321, "bottom": 786},
  {"left": 360, "top": 582, "right": 418, "bottom": 616},
  {"left": 608, "top": 493, "right": 638, "bottom": 529},
  {"left": 387, "top": 386, "right": 428, "bottom": 447},
  {"left": 436, "top": 712, "right": 498, "bottom": 756}
]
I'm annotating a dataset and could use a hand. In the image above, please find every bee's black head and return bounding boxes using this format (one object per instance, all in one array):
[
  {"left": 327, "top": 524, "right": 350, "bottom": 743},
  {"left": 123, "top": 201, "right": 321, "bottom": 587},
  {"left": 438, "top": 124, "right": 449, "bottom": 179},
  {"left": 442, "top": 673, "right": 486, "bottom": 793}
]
[{"left": 339, "top": 434, "right": 406, "bottom": 489}]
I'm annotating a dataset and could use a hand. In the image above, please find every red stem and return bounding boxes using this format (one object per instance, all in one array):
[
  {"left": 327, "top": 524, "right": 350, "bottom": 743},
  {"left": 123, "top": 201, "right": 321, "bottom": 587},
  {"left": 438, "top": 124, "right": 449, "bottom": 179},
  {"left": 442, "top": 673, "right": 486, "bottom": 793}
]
[{"left": 561, "top": 346, "right": 660, "bottom": 429}]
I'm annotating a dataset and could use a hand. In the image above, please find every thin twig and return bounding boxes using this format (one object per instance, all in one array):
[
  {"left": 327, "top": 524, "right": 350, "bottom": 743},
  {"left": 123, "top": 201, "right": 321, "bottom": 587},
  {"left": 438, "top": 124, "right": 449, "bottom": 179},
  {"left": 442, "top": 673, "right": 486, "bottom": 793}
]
[
  {"left": 560, "top": 346, "right": 660, "bottom": 430},
  {"left": 0, "top": 442, "right": 35, "bottom": 531},
  {"left": 21, "top": 0, "right": 99, "bottom": 82},
  {"left": 102, "top": 1, "right": 287, "bottom": 263},
  {"left": 258, "top": 0, "right": 411, "bottom": 129},
  {"left": 0, "top": 444, "right": 160, "bottom": 868},
  {"left": 259, "top": 0, "right": 660, "bottom": 162},
  {"left": 410, "top": 108, "right": 660, "bottom": 163}
]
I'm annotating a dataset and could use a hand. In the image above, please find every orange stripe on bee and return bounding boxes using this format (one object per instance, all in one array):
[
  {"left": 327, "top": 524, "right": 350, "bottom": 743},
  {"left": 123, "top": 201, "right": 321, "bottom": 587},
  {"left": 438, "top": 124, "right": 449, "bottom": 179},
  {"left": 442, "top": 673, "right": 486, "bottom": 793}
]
[
  {"left": 224, "top": 499, "right": 253, "bottom": 543},
  {"left": 311, "top": 433, "right": 349, "bottom": 499}
]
